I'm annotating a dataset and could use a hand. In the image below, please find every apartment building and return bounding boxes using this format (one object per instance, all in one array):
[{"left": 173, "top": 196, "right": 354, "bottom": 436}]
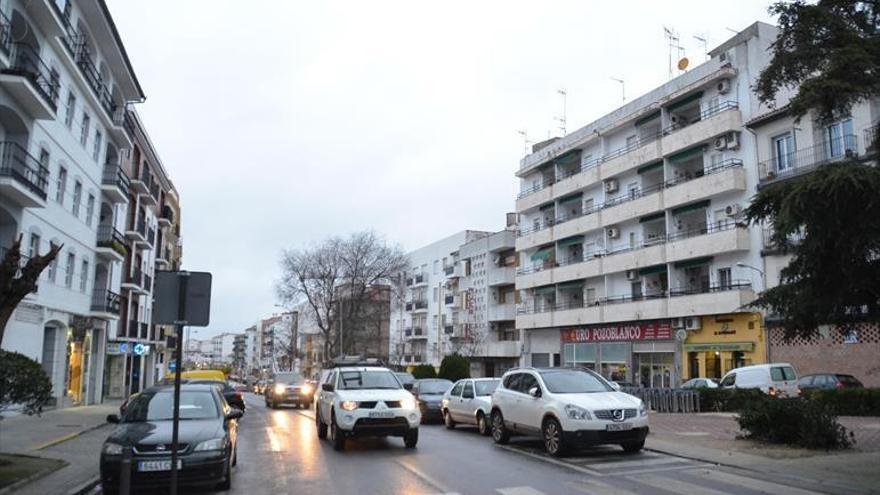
[
  {"left": 334, "top": 284, "right": 390, "bottom": 361},
  {"left": 210, "top": 332, "right": 237, "bottom": 365},
  {"left": 514, "top": 22, "right": 784, "bottom": 387},
  {"left": 0, "top": 0, "right": 146, "bottom": 407},
  {"left": 747, "top": 99, "right": 880, "bottom": 386},
  {"left": 258, "top": 312, "right": 296, "bottom": 371}
]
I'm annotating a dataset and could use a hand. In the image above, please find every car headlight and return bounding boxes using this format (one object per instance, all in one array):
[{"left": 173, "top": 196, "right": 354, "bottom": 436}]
[
  {"left": 400, "top": 397, "right": 416, "bottom": 410},
  {"left": 340, "top": 400, "right": 358, "bottom": 411},
  {"left": 639, "top": 401, "right": 648, "bottom": 417},
  {"left": 301, "top": 384, "right": 313, "bottom": 395},
  {"left": 102, "top": 442, "right": 123, "bottom": 455},
  {"left": 564, "top": 404, "right": 591, "bottom": 420},
  {"left": 193, "top": 437, "right": 227, "bottom": 452},
  {"left": 274, "top": 384, "right": 286, "bottom": 395}
]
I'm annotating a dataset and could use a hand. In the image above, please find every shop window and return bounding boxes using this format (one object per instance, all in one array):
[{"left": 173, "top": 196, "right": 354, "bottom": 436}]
[{"left": 599, "top": 343, "right": 627, "bottom": 381}]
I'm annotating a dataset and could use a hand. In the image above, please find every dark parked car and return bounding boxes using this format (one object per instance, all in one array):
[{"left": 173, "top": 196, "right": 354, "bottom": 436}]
[
  {"left": 798, "top": 373, "right": 863, "bottom": 392},
  {"left": 395, "top": 372, "right": 415, "bottom": 389},
  {"left": 412, "top": 379, "right": 453, "bottom": 421},
  {"left": 187, "top": 380, "right": 247, "bottom": 413},
  {"left": 100, "top": 384, "right": 241, "bottom": 493},
  {"left": 265, "top": 372, "right": 313, "bottom": 409}
]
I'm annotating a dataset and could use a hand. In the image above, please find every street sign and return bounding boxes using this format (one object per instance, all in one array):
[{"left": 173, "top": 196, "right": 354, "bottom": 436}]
[{"left": 153, "top": 271, "right": 212, "bottom": 326}]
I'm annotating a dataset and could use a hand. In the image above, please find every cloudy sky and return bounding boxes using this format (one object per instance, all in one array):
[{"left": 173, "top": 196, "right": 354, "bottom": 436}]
[{"left": 107, "top": 0, "right": 774, "bottom": 338}]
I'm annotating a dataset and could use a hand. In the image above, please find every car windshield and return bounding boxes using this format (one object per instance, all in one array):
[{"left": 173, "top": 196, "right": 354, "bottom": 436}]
[
  {"left": 418, "top": 380, "right": 452, "bottom": 394},
  {"left": 395, "top": 373, "right": 415, "bottom": 385},
  {"left": 475, "top": 379, "right": 500, "bottom": 396},
  {"left": 539, "top": 370, "right": 613, "bottom": 394},
  {"left": 275, "top": 373, "right": 305, "bottom": 385},
  {"left": 339, "top": 370, "right": 401, "bottom": 390},
  {"left": 124, "top": 391, "right": 219, "bottom": 422}
]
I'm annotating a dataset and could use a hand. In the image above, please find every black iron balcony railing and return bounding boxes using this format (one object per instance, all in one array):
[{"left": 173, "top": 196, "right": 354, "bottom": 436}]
[
  {"left": 90, "top": 290, "right": 121, "bottom": 315},
  {"left": 0, "top": 7, "right": 11, "bottom": 58},
  {"left": 413, "top": 300, "right": 428, "bottom": 310},
  {"left": 97, "top": 225, "right": 127, "bottom": 256},
  {"left": 3, "top": 42, "right": 60, "bottom": 111},
  {"left": 143, "top": 272, "right": 152, "bottom": 291},
  {"left": 663, "top": 100, "right": 739, "bottom": 134},
  {"left": 113, "top": 108, "right": 136, "bottom": 139},
  {"left": 444, "top": 295, "right": 455, "bottom": 305},
  {"left": 102, "top": 163, "right": 131, "bottom": 195},
  {"left": 161, "top": 205, "right": 175, "bottom": 224},
  {"left": 404, "top": 328, "right": 412, "bottom": 337},
  {"left": 0, "top": 141, "right": 49, "bottom": 200},
  {"left": 444, "top": 324, "right": 454, "bottom": 335},
  {"left": 127, "top": 266, "right": 143, "bottom": 288},
  {"left": 444, "top": 265, "right": 455, "bottom": 276},
  {"left": 61, "top": 34, "right": 115, "bottom": 119},
  {"left": 134, "top": 217, "right": 146, "bottom": 237},
  {"left": 404, "top": 302, "right": 413, "bottom": 311},
  {"left": 759, "top": 134, "right": 858, "bottom": 182},
  {"left": 146, "top": 226, "right": 155, "bottom": 246}
]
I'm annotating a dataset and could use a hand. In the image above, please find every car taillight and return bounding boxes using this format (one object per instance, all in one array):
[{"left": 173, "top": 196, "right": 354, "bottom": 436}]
[{"left": 768, "top": 387, "right": 777, "bottom": 397}]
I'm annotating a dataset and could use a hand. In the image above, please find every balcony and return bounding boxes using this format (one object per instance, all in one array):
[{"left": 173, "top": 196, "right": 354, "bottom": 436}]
[
  {"left": 121, "top": 267, "right": 146, "bottom": 294},
  {"left": 404, "top": 302, "right": 413, "bottom": 311},
  {"left": 156, "top": 247, "right": 170, "bottom": 269},
  {"left": 90, "top": 290, "right": 121, "bottom": 319},
  {"left": 406, "top": 327, "right": 427, "bottom": 340},
  {"left": 412, "top": 300, "right": 428, "bottom": 312},
  {"left": 487, "top": 266, "right": 515, "bottom": 286},
  {"left": 101, "top": 163, "right": 130, "bottom": 203},
  {"left": 0, "top": 42, "right": 59, "bottom": 119},
  {"left": 140, "top": 180, "right": 158, "bottom": 207},
  {"left": 444, "top": 294, "right": 457, "bottom": 306},
  {"left": 158, "top": 205, "right": 174, "bottom": 228},
  {"left": 111, "top": 107, "right": 135, "bottom": 145},
  {"left": 0, "top": 141, "right": 48, "bottom": 207},
  {"left": 664, "top": 160, "right": 745, "bottom": 210},
  {"left": 488, "top": 303, "right": 516, "bottom": 322},
  {"left": 667, "top": 223, "right": 750, "bottom": 264},
  {"left": 96, "top": 225, "right": 127, "bottom": 262},
  {"left": 143, "top": 272, "right": 153, "bottom": 293},
  {"left": 60, "top": 35, "right": 116, "bottom": 120},
  {"left": 146, "top": 226, "right": 156, "bottom": 247},
  {"left": 479, "top": 341, "right": 521, "bottom": 358},
  {"left": 130, "top": 167, "right": 150, "bottom": 195},
  {"left": 126, "top": 319, "right": 139, "bottom": 339},
  {"left": 409, "top": 274, "right": 426, "bottom": 286},
  {"left": 758, "top": 134, "right": 859, "bottom": 188},
  {"left": 125, "top": 218, "right": 147, "bottom": 245},
  {"left": 23, "top": 0, "right": 67, "bottom": 38}
]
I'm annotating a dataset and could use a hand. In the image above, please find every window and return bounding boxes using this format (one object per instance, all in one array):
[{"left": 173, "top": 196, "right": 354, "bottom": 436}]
[
  {"left": 720, "top": 373, "right": 736, "bottom": 387},
  {"left": 586, "top": 287, "right": 597, "bottom": 304},
  {"left": 80, "top": 259, "right": 89, "bottom": 292},
  {"left": 29, "top": 233, "right": 40, "bottom": 258},
  {"left": 530, "top": 353, "right": 550, "bottom": 368},
  {"left": 64, "top": 253, "right": 75, "bottom": 287},
  {"left": 39, "top": 148, "right": 50, "bottom": 170},
  {"left": 93, "top": 129, "right": 102, "bottom": 161},
  {"left": 826, "top": 119, "right": 854, "bottom": 157},
  {"left": 450, "top": 381, "right": 464, "bottom": 397},
  {"left": 462, "top": 382, "right": 474, "bottom": 399},
  {"left": 85, "top": 194, "right": 95, "bottom": 226},
  {"left": 80, "top": 113, "right": 90, "bottom": 146},
  {"left": 433, "top": 287, "right": 438, "bottom": 302},
  {"left": 65, "top": 92, "right": 76, "bottom": 128},
  {"left": 518, "top": 373, "right": 539, "bottom": 394},
  {"left": 718, "top": 267, "right": 732, "bottom": 290},
  {"left": 48, "top": 256, "right": 57, "bottom": 282},
  {"left": 772, "top": 132, "right": 795, "bottom": 172},
  {"left": 72, "top": 181, "right": 82, "bottom": 216},
  {"left": 56, "top": 166, "right": 67, "bottom": 204},
  {"left": 433, "top": 260, "right": 438, "bottom": 274}
]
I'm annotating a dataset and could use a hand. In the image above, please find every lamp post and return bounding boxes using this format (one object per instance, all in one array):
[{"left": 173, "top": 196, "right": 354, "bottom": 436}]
[{"left": 736, "top": 262, "right": 765, "bottom": 291}]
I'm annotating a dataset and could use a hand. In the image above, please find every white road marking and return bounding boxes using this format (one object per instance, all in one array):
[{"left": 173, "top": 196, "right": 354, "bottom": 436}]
[
  {"left": 496, "top": 487, "right": 548, "bottom": 495},
  {"left": 566, "top": 478, "right": 641, "bottom": 495},
  {"left": 685, "top": 467, "right": 826, "bottom": 495},
  {"left": 495, "top": 445, "right": 604, "bottom": 476},
  {"left": 395, "top": 459, "right": 455, "bottom": 493},
  {"left": 631, "top": 472, "right": 734, "bottom": 495},
  {"left": 265, "top": 426, "right": 282, "bottom": 452}
]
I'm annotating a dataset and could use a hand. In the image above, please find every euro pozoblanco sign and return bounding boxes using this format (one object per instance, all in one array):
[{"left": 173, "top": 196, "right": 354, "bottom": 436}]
[{"left": 561, "top": 320, "right": 673, "bottom": 342}]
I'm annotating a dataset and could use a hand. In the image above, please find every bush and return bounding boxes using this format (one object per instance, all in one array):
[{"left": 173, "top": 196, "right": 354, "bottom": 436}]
[
  {"left": 803, "top": 388, "right": 880, "bottom": 416},
  {"left": 737, "top": 398, "right": 853, "bottom": 449},
  {"left": 0, "top": 350, "right": 52, "bottom": 417},
  {"left": 438, "top": 354, "right": 470, "bottom": 381},
  {"left": 410, "top": 364, "right": 437, "bottom": 379},
  {"left": 699, "top": 388, "right": 768, "bottom": 412}
]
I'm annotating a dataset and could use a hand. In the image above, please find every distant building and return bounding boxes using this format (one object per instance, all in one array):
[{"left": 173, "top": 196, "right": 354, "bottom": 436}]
[
  {"left": 210, "top": 333, "right": 238, "bottom": 365},
  {"left": 335, "top": 284, "right": 391, "bottom": 362}
]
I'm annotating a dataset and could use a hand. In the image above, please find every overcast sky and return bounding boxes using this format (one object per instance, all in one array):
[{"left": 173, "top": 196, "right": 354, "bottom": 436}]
[{"left": 107, "top": 0, "right": 775, "bottom": 338}]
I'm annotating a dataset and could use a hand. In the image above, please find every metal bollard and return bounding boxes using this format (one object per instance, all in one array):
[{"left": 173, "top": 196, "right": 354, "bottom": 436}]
[{"left": 120, "top": 447, "right": 132, "bottom": 495}]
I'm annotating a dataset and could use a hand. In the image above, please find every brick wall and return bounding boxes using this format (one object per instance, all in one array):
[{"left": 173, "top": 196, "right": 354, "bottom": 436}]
[{"left": 768, "top": 322, "right": 880, "bottom": 387}]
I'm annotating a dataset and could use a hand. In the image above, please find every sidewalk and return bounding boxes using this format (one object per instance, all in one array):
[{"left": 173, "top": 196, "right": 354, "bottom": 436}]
[
  {"left": 0, "top": 401, "right": 121, "bottom": 495},
  {"left": 647, "top": 412, "right": 880, "bottom": 495}
]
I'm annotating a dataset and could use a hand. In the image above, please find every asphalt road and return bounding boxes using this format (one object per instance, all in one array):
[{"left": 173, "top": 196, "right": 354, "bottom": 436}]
[{"left": 92, "top": 393, "right": 830, "bottom": 495}]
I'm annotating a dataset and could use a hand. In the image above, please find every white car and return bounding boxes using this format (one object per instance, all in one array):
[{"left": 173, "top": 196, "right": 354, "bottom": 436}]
[
  {"left": 441, "top": 378, "right": 501, "bottom": 435},
  {"left": 315, "top": 366, "right": 420, "bottom": 451},
  {"left": 719, "top": 363, "right": 799, "bottom": 397},
  {"left": 490, "top": 367, "right": 649, "bottom": 456},
  {"left": 681, "top": 378, "right": 719, "bottom": 389}
]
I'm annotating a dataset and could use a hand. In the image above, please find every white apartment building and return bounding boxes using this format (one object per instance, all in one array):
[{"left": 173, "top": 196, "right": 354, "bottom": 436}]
[
  {"left": 211, "top": 332, "right": 238, "bottom": 365},
  {"left": 0, "top": 0, "right": 145, "bottom": 407},
  {"left": 390, "top": 230, "right": 489, "bottom": 368},
  {"left": 514, "top": 22, "right": 785, "bottom": 387}
]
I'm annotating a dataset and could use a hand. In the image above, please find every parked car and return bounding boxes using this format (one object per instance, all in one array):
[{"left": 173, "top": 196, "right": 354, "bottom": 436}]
[
  {"left": 719, "top": 363, "right": 799, "bottom": 397},
  {"left": 490, "top": 367, "right": 648, "bottom": 456},
  {"left": 265, "top": 372, "right": 313, "bottom": 409},
  {"left": 681, "top": 378, "right": 719, "bottom": 389},
  {"left": 100, "top": 384, "right": 241, "bottom": 493},
  {"left": 798, "top": 373, "right": 864, "bottom": 392},
  {"left": 411, "top": 379, "right": 453, "bottom": 422},
  {"left": 395, "top": 372, "right": 416, "bottom": 390},
  {"left": 188, "top": 380, "right": 247, "bottom": 413},
  {"left": 441, "top": 378, "right": 500, "bottom": 435}
]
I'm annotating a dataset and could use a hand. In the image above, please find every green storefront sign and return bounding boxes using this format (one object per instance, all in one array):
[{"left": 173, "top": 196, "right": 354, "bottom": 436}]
[{"left": 683, "top": 342, "right": 754, "bottom": 352}]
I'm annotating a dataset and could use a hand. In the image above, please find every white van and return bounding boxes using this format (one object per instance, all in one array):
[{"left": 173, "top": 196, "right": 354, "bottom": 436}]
[{"left": 719, "top": 363, "right": 799, "bottom": 398}]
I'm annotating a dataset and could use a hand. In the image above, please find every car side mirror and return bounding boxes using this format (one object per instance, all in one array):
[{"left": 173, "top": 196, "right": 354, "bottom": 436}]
[
  {"left": 322, "top": 383, "right": 334, "bottom": 392},
  {"left": 610, "top": 382, "right": 621, "bottom": 391},
  {"left": 403, "top": 383, "right": 413, "bottom": 391},
  {"left": 107, "top": 414, "right": 120, "bottom": 424},
  {"left": 226, "top": 408, "right": 244, "bottom": 420},
  {"left": 528, "top": 387, "right": 542, "bottom": 398}
]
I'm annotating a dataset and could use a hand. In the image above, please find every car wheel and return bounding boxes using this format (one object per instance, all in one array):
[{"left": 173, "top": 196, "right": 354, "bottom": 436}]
[
  {"left": 404, "top": 428, "right": 419, "bottom": 448},
  {"left": 542, "top": 417, "right": 566, "bottom": 457},
  {"left": 491, "top": 410, "right": 510, "bottom": 444},
  {"left": 443, "top": 409, "right": 456, "bottom": 429},
  {"left": 331, "top": 412, "right": 346, "bottom": 451},
  {"left": 477, "top": 412, "right": 490, "bottom": 436},
  {"left": 316, "top": 408, "right": 328, "bottom": 439},
  {"left": 622, "top": 440, "right": 645, "bottom": 454},
  {"left": 216, "top": 455, "right": 232, "bottom": 490}
]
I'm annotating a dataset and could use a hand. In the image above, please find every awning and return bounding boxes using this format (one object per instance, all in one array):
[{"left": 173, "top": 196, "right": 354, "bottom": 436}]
[
  {"left": 666, "top": 91, "right": 704, "bottom": 112},
  {"left": 558, "top": 192, "right": 583, "bottom": 204},
  {"left": 683, "top": 342, "right": 755, "bottom": 353},
  {"left": 557, "top": 235, "right": 584, "bottom": 248},
  {"left": 539, "top": 202, "right": 555, "bottom": 211},
  {"left": 671, "top": 199, "right": 711, "bottom": 216},
  {"left": 534, "top": 285, "right": 556, "bottom": 295},
  {"left": 667, "top": 144, "right": 706, "bottom": 163},
  {"left": 638, "top": 265, "right": 668, "bottom": 276},
  {"left": 555, "top": 149, "right": 581, "bottom": 165},
  {"left": 639, "top": 212, "right": 666, "bottom": 224},
  {"left": 558, "top": 281, "right": 584, "bottom": 290},
  {"left": 673, "top": 256, "right": 713, "bottom": 269},
  {"left": 634, "top": 110, "right": 661, "bottom": 127},
  {"left": 530, "top": 247, "right": 554, "bottom": 261},
  {"left": 637, "top": 161, "right": 664, "bottom": 175}
]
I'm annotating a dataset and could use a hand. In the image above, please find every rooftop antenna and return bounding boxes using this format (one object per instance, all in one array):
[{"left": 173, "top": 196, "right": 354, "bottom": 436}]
[
  {"left": 555, "top": 88, "right": 567, "bottom": 136},
  {"left": 694, "top": 34, "right": 708, "bottom": 60},
  {"left": 610, "top": 77, "right": 626, "bottom": 103},
  {"left": 516, "top": 130, "right": 533, "bottom": 154},
  {"left": 663, "top": 27, "right": 682, "bottom": 80},
  {"left": 725, "top": 27, "right": 739, "bottom": 34}
]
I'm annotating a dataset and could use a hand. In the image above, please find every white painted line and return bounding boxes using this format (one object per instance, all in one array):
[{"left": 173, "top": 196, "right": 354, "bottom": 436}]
[
  {"left": 631, "top": 472, "right": 733, "bottom": 495},
  {"left": 265, "top": 426, "right": 282, "bottom": 452},
  {"left": 610, "top": 462, "right": 710, "bottom": 476},
  {"left": 587, "top": 456, "right": 685, "bottom": 470},
  {"left": 496, "top": 445, "right": 604, "bottom": 477},
  {"left": 395, "top": 459, "right": 454, "bottom": 493},
  {"left": 566, "top": 478, "right": 641, "bottom": 495},
  {"left": 685, "top": 467, "right": 825, "bottom": 495},
  {"left": 496, "top": 487, "right": 548, "bottom": 495}
]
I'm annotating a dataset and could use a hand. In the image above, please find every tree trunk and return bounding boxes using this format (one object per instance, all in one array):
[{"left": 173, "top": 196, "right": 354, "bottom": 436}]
[{"left": 0, "top": 236, "right": 62, "bottom": 347}]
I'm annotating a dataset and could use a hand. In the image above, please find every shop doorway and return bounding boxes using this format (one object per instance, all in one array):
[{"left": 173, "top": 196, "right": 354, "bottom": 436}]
[
  {"left": 635, "top": 352, "right": 674, "bottom": 387},
  {"left": 65, "top": 328, "right": 93, "bottom": 405}
]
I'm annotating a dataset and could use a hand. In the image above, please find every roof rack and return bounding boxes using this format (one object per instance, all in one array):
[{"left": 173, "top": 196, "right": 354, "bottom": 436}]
[{"left": 324, "top": 354, "right": 386, "bottom": 369}]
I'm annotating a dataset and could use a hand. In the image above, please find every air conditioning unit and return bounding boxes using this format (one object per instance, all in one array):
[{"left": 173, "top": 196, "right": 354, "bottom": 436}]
[
  {"left": 718, "top": 48, "right": 735, "bottom": 67},
  {"left": 717, "top": 78, "right": 731, "bottom": 94},
  {"left": 726, "top": 132, "right": 741, "bottom": 150},
  {"left": 714, "top": 136, "right": 728, "bottom": 151},
  {"left": 626, "top": 269, "right": 639, "bottom": 281},
  {"left": 606, "top": 227, "right": 620, "bottom": 239},
  {"left": 672, "top": 318, "right": 685, "bottom": 329},
  {"left": 670, "top": 114, "right": 688, "bottom": 126},
  {"left": 684, "top": 317, "right": 702, "bottom": 331},
  {"left": 604, "top": 179, "right": 619, "bottom": 193},
  {"left": 725, "top": 204, "right": 742, "bottom": 217}
]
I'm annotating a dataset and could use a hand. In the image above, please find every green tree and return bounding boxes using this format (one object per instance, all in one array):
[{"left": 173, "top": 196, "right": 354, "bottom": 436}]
[
  {"left": 745, "top": 0, "right": 880, "bottom": 339},
  {"left": 410, "top": 364, "right": 437, "bottom": 379},
  {"left": 438, "top": 354, "right": 470, "bottom": 381},
  {"left": 0, "top": 350, "right": 53, "bottom": 417}
]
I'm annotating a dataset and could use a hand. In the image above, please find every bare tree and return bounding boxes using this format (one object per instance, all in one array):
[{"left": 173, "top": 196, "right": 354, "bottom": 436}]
[
  {"left": 0, "top": 235, "right": 62, "bottom": 346},
  {"left": 277, "top": 231, "right": 407, "bottom": 362}
]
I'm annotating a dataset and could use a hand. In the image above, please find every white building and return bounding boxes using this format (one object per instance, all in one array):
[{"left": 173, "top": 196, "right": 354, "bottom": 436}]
[
  {"left": 514, "top": 22, "right": 783, "bottom": 387},
  {"left": 210, "top": 332, "right": 238, "bottom": 365},
  {"left": 0, "top": 0, "right": 145, "bottom": 407}
]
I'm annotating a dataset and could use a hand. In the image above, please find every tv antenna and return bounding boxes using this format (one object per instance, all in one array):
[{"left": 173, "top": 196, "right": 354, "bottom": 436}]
[
  {"left": 694, "top": 34, "right": 708, "bottom": 60},
  {"left": 663, "top": 27, "right": 685, "bottom": 79},
  {"left": 516, "top": 130, "right": 533, "bottom": 154},
  {"left": 610, "top": 77, "right": 625, "bottom": 103},
  {"left": 555, "top": 88, "right": 567, "bottom": 136}
]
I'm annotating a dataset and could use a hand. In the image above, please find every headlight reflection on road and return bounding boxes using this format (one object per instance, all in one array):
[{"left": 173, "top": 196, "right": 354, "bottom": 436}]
[{"left": 272, "top": 410, "right": 289, "bottom": 429}]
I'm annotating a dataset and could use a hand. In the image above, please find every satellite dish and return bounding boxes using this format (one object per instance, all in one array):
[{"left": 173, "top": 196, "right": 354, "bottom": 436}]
[{"left": 677, "top": 57, "right": 690, "bottom": 71}]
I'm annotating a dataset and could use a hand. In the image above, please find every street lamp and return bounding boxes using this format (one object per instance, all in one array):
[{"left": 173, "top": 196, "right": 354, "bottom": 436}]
[{"left": 736, "top": 262, "right": 765, "bottom": 291}]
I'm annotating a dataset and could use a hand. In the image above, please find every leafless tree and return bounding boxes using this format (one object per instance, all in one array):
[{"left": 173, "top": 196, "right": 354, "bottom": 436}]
[
  {"left": 0, "top": 235, "right": 62, "bottom": 346},
  {"left": 277, "top": 231, "right": 407, "bottom": 362}
]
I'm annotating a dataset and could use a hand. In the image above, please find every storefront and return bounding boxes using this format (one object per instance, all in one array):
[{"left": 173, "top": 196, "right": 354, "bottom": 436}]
[{"left": 682, "top": 313, "right": 767, "bottom": 380}]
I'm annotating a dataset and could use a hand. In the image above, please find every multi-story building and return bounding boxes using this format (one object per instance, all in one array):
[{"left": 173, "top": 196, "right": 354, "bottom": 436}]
[
  {"left": 390, "top": 230, "right": 489, "bottom": 368},
  {"left": 210, "top": 332, "right": 237, "bottom": 365},
  {"left": 258, "top": 312, "right": 296, "bottom": 371},
  {"left": 514, "top": 22, "right": 783, "bottom": 387},
  {"left": 232, "top": 333, "right": 246, "bottom": 373},
  {"left": 334, "top": 284, "right": 390, "bottom": 361},
  {"left": 184, "top": 337, "right": 213, "bottom": 367},
  {"left": 0, "top": 0, "right": 145, "bottom": 407}
]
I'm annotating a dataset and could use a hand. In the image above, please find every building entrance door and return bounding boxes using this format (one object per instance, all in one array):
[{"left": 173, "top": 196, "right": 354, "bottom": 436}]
[{"left": 635, "top": 352, "right": 674, "bottom": 387}]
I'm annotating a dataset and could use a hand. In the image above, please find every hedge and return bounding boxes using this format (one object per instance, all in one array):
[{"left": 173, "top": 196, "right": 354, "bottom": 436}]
[
  {"left": 737, "top": 398, "right": 853, "bottom": 449},
  {"left": 438, "top": 354, "right": 470, "bottom": 382},
  {"left": 802, "top": 388, "right": 880, "bottom": 417},
  {"left": 410, "top": 364, "right": 437, "bottom": 379}
]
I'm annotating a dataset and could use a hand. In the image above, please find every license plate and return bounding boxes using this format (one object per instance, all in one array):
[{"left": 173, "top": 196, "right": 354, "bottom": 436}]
[
  {"left": 368, "top": 411, "right": 394, "bottom": 418},
  {"left": 137, "top": 460, "right": 182, "bottom": 472},
  {"left": 606, "top": 423, "right": 633, "bottom": 432}
]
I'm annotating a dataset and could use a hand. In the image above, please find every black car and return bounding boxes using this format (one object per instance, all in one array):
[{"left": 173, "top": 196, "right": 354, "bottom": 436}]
[
  {"left": 100, "top": 384, "right": 242, "bottom": 493},
  {"left": 187, "top": 379, "right": 247, "bottom": 413},
  {"left": 395, "top": 372, "right": 415, "bottom": 390},
  {"left": 798, "top": 373, "right": 864, "bottom": 392},
  {"left": 412, "top": 378, "right": 453, "bottom": 421},
  {"left": 265, "top": 372, "right": 313, "bottom": 409}
]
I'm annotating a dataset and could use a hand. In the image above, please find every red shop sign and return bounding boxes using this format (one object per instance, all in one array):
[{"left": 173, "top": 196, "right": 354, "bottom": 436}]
[{"left": 561, "top": 320, "right": 673, "bottom": 343}]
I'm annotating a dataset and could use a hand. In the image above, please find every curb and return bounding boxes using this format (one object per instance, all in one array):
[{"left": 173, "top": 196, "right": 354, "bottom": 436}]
[
  {"left": 0, "top": 457, "right": 67, "bottom": 495},
  {"left": 67, "top": 475, "right": 101, "bottom": 495},
  {"left": 31, "top": 423, "right": 110, "bottom": 451}
]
